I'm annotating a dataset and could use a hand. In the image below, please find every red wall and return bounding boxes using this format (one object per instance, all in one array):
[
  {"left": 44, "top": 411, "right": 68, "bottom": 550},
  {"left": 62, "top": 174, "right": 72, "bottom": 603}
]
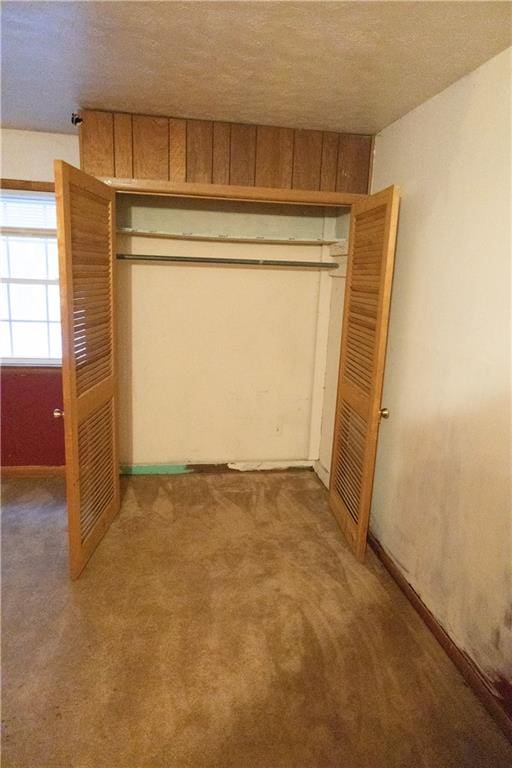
[{"left": 1, "top": 367, "right": 65, "bottom": 467}]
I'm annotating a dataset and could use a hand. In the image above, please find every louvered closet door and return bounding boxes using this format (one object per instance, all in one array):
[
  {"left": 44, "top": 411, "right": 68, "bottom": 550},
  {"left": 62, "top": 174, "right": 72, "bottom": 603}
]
[
  {"left": 55, "top": 161, "right": 119, "bottom": 579},
  {"left": 329, "top": 186, "right": 400, "bottom": 561}
]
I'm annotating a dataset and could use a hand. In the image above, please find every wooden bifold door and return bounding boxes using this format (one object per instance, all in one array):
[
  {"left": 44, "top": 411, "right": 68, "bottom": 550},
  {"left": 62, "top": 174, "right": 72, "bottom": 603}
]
[
  {"left": 329, "top": 186, "right": 400, "bottom": 560},
  {"left": 55, "top": 161, "right": 119, "bottom": 579}
]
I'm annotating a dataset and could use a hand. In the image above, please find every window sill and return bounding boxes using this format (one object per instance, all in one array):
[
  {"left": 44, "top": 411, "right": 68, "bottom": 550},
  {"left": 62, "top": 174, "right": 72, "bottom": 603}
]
[{"left": 1, "top": 359, "right": 62, "bottom": 368}]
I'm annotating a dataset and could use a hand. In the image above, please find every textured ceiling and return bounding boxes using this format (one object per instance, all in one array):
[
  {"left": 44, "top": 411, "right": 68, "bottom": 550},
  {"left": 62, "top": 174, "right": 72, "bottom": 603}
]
[{"left": 2, "top": 1, "right": 511, "bottom": 135}]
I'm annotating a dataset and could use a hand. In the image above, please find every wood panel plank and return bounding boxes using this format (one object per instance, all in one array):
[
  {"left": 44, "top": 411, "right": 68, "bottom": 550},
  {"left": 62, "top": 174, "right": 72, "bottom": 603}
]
[
  {"left": 320, "top": 132, "right": 339, "bottom": 192},
  {"left": 169, "top": 118, "right": 186, "bottom": 182},
  {"left": 113, "top": 113, "right": 133, "bottom": 178},
  {"left": 337, "top": 135, "right": 373, "bottom": 194},
  {"left": 255, "top": 126, "right": 293, "bottom": 188},
  {"left": 80, "top": 110, "right": 114, "bottom": 177},
  {"left": 212, "top": 123, "right": 231, "bottom": 185},
  {"left": 186, "top": 120, "right": 213, "bottom": 183},
  {"left": 132, "top": 115, "right": 169, "bottom": 180},
  {"left": 230, "top": 124, "right": 256, "bottom": 186},
  {"left": 292, "top": 129, "right": 323, "bottom": 191}
]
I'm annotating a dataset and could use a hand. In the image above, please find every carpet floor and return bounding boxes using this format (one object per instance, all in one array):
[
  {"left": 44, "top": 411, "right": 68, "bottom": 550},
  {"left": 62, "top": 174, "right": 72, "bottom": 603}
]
[{"left": 2, "top": 470, "right": 511, "bottom": 768}]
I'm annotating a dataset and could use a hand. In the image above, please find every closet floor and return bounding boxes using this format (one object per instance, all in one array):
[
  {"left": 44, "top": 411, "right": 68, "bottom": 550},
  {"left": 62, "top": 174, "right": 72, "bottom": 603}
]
[{"left": 2, "top": 470, "right": 511, "bottom": 768}]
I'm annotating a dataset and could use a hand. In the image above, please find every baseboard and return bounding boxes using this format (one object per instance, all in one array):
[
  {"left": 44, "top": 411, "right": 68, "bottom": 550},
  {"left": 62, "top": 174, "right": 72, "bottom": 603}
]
[
  {"left": 313, "top": 460, "right": 329, "bottom": 488},
  {"left": 1, "top": 465, "right": 65, "bottom": 477},
  {"left": 368, "top": 532, "right": 512, "bottom": 743}
]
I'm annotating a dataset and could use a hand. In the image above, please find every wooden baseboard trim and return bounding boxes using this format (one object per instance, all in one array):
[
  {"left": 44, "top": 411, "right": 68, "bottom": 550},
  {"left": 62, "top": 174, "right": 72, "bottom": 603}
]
[
  {"left": 1, "top": 465, "right": 65, "bottom": 477},
  {"left": 368, "top": 533, "right": 512, "bottom": 743}
]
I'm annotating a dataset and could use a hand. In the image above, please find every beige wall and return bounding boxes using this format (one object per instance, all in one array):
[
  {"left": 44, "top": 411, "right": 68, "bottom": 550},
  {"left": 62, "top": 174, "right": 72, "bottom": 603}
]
[
  {"left": 1, "top": 128, "right": 79, "bottom": 180},
  {"left": 371, "top": 48, "right": 511, "bottom": 682}
]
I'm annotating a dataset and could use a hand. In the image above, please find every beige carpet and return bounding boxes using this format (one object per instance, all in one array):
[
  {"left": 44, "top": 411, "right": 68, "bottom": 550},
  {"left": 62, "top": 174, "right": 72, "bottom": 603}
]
[{"left": 2, "top": 470, "right": 511, "bottom": 768}]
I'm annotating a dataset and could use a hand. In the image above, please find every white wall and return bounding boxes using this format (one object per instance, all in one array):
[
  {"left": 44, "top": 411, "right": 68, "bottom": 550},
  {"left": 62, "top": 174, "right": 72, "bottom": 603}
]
[
  {"left": 371, "top": 49, "right": 511, "bottom": 683},
  {"left": 1, "top": 128, "right": 79, "bottom": 180}
]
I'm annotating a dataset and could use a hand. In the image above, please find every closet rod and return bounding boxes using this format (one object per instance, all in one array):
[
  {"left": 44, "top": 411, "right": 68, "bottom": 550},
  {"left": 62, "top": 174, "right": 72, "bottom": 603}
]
[{"left": 116, "top": 253, "right": 338, "bottom": 270}]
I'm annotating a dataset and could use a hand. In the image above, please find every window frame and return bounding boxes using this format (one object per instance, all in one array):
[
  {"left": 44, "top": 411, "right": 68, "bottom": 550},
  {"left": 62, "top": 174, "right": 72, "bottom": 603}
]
[{"left": 1, "top": 179, "right": 62, "bottom": 368}]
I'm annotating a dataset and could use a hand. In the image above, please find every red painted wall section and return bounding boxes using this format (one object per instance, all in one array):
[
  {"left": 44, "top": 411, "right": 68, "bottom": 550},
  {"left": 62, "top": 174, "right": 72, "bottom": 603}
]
[{"left": 1, "top": 367, "right": 65, "bottom": 466}]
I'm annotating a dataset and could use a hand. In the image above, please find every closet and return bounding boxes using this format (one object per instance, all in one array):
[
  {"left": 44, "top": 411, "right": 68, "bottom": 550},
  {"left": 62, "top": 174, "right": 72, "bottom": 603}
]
[
  {"left": 55, "top": 148, "right": 398, "bottom": 578},
  {"left": 115, "top": 194, "right": 348, "bottom": 469}
]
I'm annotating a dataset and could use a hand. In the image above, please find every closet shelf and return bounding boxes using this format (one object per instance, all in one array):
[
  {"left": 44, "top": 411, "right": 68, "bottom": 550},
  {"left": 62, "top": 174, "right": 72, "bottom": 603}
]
[{"left": 116, "top": 227, "right": 339, "bottom": 247}]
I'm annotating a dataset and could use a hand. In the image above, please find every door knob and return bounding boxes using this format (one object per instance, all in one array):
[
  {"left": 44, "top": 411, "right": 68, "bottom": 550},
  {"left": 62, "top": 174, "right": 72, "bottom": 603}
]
[
  {"left": 53, "top": 408, "right": 64, "bottom": 419},
  {"left": 379, "top": 407, "right": 389, "bottom": 419}
]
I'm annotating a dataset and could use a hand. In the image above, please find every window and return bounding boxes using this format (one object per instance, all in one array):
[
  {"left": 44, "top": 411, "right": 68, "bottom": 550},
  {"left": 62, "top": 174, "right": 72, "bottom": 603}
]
[{"left": 1, "top": 190, "right": 61, "bottom": 365}]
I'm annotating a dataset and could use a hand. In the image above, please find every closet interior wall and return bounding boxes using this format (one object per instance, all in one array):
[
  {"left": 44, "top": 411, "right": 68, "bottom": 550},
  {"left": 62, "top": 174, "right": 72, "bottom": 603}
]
[{"left": 115, "top": 194, "right": 349, "bottom": 469}]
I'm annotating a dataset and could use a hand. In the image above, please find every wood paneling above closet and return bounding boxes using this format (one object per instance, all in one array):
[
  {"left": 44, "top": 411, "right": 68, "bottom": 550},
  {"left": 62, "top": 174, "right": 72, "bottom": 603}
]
[
  {"left": 80, "top": 111, "right": 115, "bottom": 178},
  {"left": 132, "top": 115, "right": 169, "bottom": 180},
  {"left": 169, "top": 118, "right": 187, "bottom": 182},
  {"left": 80, "top": 109, "right": 373, "bottom": 194}
]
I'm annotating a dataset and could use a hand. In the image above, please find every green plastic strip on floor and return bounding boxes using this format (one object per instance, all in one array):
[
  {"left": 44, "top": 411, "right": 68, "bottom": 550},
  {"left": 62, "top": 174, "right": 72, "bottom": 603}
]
[{"left": 120, "top": 465, "right": 193, "bottom": 475}]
